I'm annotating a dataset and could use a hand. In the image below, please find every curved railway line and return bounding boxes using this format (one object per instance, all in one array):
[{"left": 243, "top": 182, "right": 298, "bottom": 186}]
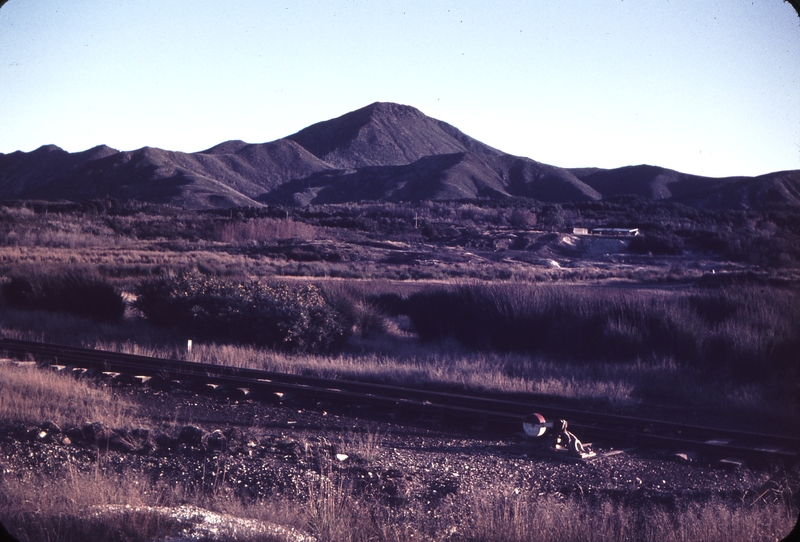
[{"left": 1, "top": 337, "right": 797, "bottom": 465}]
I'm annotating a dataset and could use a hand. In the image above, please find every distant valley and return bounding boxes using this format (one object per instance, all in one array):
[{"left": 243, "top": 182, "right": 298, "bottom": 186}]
[{"left": 1, "top": 102, "right": 799, "bottom": 210}]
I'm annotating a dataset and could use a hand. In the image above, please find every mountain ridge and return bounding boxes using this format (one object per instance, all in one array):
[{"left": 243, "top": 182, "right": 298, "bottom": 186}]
[{"left": 1, "top": 102, "right": 798, "bottom": 210}]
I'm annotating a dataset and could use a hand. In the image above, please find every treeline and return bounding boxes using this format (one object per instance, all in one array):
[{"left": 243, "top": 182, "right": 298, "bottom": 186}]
[{"left": 2, "top": 197, "right": 800, "bottom": 266}]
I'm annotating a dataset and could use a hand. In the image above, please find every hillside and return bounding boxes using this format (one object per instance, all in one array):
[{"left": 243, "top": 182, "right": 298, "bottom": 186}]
[{"left": 0, "top": 102, "right": 797, "bottom": 210}]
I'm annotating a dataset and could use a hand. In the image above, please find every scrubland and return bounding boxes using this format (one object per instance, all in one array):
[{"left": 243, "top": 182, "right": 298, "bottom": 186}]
[{"left": 0, "top": 200, "right": 798, "bottom": 541}]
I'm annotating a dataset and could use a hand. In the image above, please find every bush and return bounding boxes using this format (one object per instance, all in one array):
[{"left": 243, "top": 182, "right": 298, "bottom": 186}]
[
  {"left": 133, "top": 274, "right": 350, "bottom": 352},
  {"left": 1, "top": 273, "right": 125, "bottom": 322},
  {"left": 628, "top": 233, "right": 684, "bottom": 255}
]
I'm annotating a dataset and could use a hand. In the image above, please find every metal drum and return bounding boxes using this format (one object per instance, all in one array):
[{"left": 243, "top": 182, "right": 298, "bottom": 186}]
[{"left": 523, "top": 412, "right": 552, "bottom": 438}]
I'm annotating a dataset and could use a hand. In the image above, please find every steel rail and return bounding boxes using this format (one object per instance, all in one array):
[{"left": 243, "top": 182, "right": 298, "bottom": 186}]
[{"left": 2, "top": 338, "right": 797, "bottom": 461}]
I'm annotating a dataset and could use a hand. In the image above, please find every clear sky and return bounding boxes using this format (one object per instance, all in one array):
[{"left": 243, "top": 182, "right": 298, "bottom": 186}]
[{"left": 1, "top": 1, "right": 798, "bottom": 178}]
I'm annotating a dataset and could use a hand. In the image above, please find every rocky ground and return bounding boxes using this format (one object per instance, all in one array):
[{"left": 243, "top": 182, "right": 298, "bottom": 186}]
[{"left": 2, "top": 383, "right": 791, "bottom": 514}]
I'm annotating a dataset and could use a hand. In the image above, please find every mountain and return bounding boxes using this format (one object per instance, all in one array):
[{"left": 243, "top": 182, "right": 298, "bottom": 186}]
[
  {"left": 0, "top": 144, "right": 117, "bottom": 198},
  {"left": 0, "top": 102, "right": 798, "bottom": 210},
  {"left": 286, "top": 102, "right": 504, "bottom": 168},
  {"left": 0, "top": 139, "right": 333, "bottom": 208},
  {"left": 261, "top": 151, "right": 604, "bottom": 206},
  {"left": 569, "top": 165, "right": 800, "bottom": 209}
]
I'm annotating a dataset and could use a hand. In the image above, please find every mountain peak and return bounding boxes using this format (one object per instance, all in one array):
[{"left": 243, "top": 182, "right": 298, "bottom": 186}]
[
  {"left": 75, "top": 145, "right": 119, "bottom": 161},
  {"left": 34, "top": 144, "right": 66, "bottom": 154},
  {"left": 362, "top": 101, "right": 426, "bottom": 118},
  {"left": 287, "top": 102, "right": 500, "bottom": 169}
]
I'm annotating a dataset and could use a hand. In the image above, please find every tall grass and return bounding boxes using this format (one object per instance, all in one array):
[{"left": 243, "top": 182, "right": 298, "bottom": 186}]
[
  {"left": 213, "top": 218, "right": 322, "bottom": 243},
  {"left": 0, "top": 470, "right": 185, "bottom": 542},
  {"left": 405, "top": 283, "right": 800, "bottom": 381},
  {"left": 457, "top": 490, "right": 796, "bottom": 542},
  {"left": 0, "top": 362, "right": 138, "bottom": 429}
]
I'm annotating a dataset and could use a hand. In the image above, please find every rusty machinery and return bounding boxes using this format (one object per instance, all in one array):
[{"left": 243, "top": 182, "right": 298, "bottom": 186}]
[{"left": 523, "top": 412, "right": 596, "bottom": 461}]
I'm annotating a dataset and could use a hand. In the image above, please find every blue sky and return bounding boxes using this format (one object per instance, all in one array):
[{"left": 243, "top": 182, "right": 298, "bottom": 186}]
[{"left": 1, "top": 1, "right": 798, "bottom": 178}]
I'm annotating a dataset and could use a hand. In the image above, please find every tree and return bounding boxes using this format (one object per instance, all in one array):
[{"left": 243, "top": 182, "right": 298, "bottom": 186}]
[{"left": 539, "top": 205, "right": 565, "bottom": 232}]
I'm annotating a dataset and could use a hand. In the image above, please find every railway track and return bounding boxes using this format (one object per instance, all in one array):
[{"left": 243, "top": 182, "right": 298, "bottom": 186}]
[{"left": 2, "top": 337, "right": 798, "bottom": 464}]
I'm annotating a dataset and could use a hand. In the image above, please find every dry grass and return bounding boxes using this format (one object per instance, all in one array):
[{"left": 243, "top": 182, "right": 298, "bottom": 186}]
[
  {"left": 1, "top": 465, "right": 795, "bottom": 542},
  {"left": 95, "top": 340, "right": 792, "bottom": 425},
  {"left": 110, "top": 340, "right": 641, "bottom": 403},
  {"left": 0, "top": 245, "right": 262, "bottom": 288},
  {"left": 213, "top": 218, "right": 324, "bottom": 243},
  {"left": 337, "top": 429, "right": 386, "bottom": 463},
  {"left": 455, "top": 489, "right": 797, "bottom": 542},
  {"left": 0, "top": 468, "right": 193, "bottom": 542},
  {"left": 0, "top": 362, "right": 138, "bottom": 429}
]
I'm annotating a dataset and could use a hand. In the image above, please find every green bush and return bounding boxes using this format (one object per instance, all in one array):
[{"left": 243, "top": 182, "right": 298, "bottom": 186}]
[
  {"left": 133, "top": 274, "right": 350, "bottom": 352},
  {"left": 1, "top": 273, "right": 125, "bottom": 322}
]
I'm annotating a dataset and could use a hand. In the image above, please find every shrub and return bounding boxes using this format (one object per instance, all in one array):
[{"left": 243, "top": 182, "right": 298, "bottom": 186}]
[
  {"left": 317, "top": 284, "right": 387, "bottom": 339},
  {"left": 508, "top": 209, "right": 537, "bottom": 229},
  {"left": 628, "top": 233, "right": 684, "bottom": 255},
  {"left": 1, "top": 273, "right": 125, "bottom": 322},
  {"left": 133, "top": 274, "right": 350, "bottom": 352}
]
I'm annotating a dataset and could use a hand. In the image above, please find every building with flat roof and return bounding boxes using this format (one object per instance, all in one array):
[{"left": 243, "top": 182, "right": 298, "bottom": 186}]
[{"left": 591, "top": 228, "right": 640, "bottom": 236}]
